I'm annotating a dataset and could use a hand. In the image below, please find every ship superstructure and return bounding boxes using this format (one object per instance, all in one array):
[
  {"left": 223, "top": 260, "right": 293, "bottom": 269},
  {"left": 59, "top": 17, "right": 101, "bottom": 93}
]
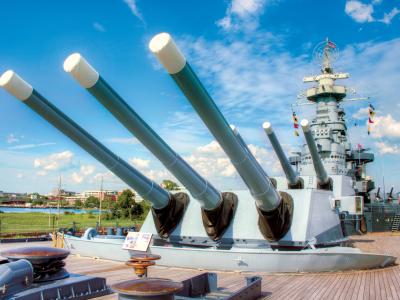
[{"left": 277, "top": 40, "right": 376, "bottom": 213}]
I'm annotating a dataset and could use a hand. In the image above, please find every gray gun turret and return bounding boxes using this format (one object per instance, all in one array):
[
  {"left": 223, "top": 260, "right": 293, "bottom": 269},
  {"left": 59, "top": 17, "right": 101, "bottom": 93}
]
[
  {"left": 149, "top": 33, "right": 292, "bottom": 241},
  {"left": 301, "top": 119, "right": 332, "bottom": 190},
  {"left": 263, "top": 122, "right": 303, "bottom": 189},
  {"left": 63, "top": 53, "right": 235, "bottom": 240},
  {"left": 0, "top": 70, "right": 187, "bottom": 238}
]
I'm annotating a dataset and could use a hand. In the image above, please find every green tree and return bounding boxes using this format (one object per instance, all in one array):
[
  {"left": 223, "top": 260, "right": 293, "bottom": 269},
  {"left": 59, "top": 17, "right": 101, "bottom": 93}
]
[
  {"left": 117, "top": 190, "right": 135, "bottom": 209},
  {"left": 84, "top": 196, "right": 100, "bottom": 208},
  {"left": 162, "top": 179, "right": 179, "bottom": 191},
  {"left": 32, "top": 199, "right": 45, "bottom": 206},
  {"left": 74, "top": 199, "right": 83, "bottom": 208},
  {"left": 131, "top": 202, "right": 144, "bottom": 217}
]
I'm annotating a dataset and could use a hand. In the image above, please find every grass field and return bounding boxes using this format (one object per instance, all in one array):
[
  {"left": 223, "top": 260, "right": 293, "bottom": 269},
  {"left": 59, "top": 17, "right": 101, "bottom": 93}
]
[{"left": 0, "top": 212, "right": 146, "bottom": 236}]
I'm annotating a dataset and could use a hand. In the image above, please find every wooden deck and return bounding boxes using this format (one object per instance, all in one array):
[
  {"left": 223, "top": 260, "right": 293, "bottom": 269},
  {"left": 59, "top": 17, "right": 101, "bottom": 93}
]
[{"left": 1, "top": 233, "right": 399, "bottom": 299}]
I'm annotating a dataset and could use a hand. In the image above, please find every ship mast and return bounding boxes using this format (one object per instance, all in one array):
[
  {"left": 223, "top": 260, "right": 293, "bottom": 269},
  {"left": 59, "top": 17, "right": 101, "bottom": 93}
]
[
  {"left": 299, "top": 39, "right": 350, "bottom": 178},
  {"left": 295, "top": 39, "right": 375, "bottom": 201}
]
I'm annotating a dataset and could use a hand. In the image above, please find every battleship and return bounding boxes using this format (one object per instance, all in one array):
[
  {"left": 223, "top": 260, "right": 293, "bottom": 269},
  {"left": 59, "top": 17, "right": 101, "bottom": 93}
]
[{"left": 0, "top": 33, "right": 396, "bottom": 273}]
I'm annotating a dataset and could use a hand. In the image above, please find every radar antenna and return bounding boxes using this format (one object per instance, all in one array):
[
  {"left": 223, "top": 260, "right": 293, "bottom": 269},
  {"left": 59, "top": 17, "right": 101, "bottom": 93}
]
[{"left": 312, "top": 38, "right": 339, "bottom": 74}]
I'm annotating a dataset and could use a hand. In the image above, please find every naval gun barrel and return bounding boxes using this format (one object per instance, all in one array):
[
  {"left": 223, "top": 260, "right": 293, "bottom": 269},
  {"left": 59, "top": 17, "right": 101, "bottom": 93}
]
[
  {"left": 63, "top": 53, "right": 221, "bottom": 211},
  {"left": 150, "top": 33, "right": 293, "bottom": 241},
  {"left": 301, "top": 119, "right": 331, "bottom": 188},
  {"left": 263, "top": 122, "right": 302, "bottom": 188},
  {"left": 149, "top": 32, "right": 279, "bottom": 212},
  {"left": 0, "top": 71, "right": 169, "bottom": 209},
  {"left": 376, "top": 187, "right": 381, "bottom": 200},
  {"left": 388, "top": 186, "right": 394, "bottom": 201}
]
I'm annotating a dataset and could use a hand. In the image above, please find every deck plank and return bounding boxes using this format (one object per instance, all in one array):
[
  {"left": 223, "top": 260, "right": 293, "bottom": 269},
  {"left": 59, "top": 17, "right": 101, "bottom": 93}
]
[{"left": 1, "top": 233, "right": 399, "bottom": 299}]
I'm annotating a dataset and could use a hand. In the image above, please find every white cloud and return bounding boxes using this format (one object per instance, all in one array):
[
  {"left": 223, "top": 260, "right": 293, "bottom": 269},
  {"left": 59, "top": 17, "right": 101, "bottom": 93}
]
[
  {"left": 231, "top": 0, "right": 266, "bottom": 16},
  {"left": 129, "top": 157, "right": 150, "bottom": 169},
  {"left": 128, "top": 157, "right": 172, "bottom": 182},
  {"left": 123, "top": 0, "right": 145, "bottom": 23},
  {"left": 345, "top": 1, "right": 374, "bottom": 23},
  {"left": 178, "top": 34, "right": 310, "bottom": 125},
  {"left": 7, "top": 134, "right": 19, "bottom": 144},
  {"left": 93, "top": 22, "right": 105, "bottom": 32},
  {"left": 8, "top": 142, "right": 56, "bottom": 150},
  {"left": 71, "top": 165, "right": 96, "bottom": 184},
  {"left": 16, "top": 173, "right": 24, "bottom": 179},
  {"left": 379, "top": 7, "right": 400, "bottom": 24},
  {"left": 184, "top": 140, "right": 280, "bottom": 182},
  {"left": 33, "top": 151, "right": 74, "bottom": 172},
  {"left": 352, "top": 107, "right": 370, "bottom": 120},
  {"left": 71, "top": 172, "right": 84, "bottom": 184},
  {"left": 185, "top": 141, "right": 235, "bottom": 178},
  {"left": 370, "top": 114, "right": 400, "bottom": 138},
  {"left": 142, "top": 169, "right": 170, "bottom": 181},
  {"left": 36, "top": 170, "right": 47, "bottom": 177},
  {"left": 217, "top": 0, "right": 268, "bottom": 31},
  {"left": 345, "top": 1, "right": 399, "bottom": 24},
  {"left": 93, "top": 171, "right": 119, "bottom": 184},
  {"left": 80, "top": 165, "right": 95, "bottom": 176},
  {"left": 375, "top": 141, "right": 400, "bottom": 154},
  {"left": 329, "top": 38, "right": 400, "bottom": 119}
]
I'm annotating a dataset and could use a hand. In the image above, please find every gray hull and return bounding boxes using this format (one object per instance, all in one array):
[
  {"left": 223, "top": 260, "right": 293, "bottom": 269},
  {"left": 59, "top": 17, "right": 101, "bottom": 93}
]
[{"left": 64, "top": 236, "right": 395, "bottom": 273}]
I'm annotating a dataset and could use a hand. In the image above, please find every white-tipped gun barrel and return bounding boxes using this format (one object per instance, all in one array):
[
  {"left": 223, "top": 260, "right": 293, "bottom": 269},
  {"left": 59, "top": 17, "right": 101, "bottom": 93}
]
[
  {"left": 64, "top": 53, "right": 222, "bottom": 211},
  {"left": 0, "top": 70, "right": 33, "bottom": 100},
  {"left": 0, "top": 70, "right": 170, "bottom": 210},
  {"left": 150, "top": 33, "right": 280, "bottom": 212},
  {"left": 149, "top": 33, "right": 186, "bottom": 75},
  {"left": 263, "top": 122, "right": 300, "bottom": 187},
  {"left": 301, "top": 119, "right": 330, "bottom": 186}
]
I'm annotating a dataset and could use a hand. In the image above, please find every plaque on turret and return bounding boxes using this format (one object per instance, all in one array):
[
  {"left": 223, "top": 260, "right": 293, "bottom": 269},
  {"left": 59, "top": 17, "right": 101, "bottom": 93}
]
[{"left": 122, "top": 232, "right": 152, "bottom": 251}]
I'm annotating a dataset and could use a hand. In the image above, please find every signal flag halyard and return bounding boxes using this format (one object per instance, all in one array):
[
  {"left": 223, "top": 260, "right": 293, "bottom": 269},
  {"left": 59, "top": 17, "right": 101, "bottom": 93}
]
[
  {"left": 367, "top": 103, "right": 375, "bottom": 135},
  {"left": 292, "top": 111, "right": 299, "bottom": 136}
]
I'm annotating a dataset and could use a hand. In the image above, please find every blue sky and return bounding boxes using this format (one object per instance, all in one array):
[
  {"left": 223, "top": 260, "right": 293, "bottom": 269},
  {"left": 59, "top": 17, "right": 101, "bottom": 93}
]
[{"left": 0, "top": 0, "right": 399, "bottom": 194}]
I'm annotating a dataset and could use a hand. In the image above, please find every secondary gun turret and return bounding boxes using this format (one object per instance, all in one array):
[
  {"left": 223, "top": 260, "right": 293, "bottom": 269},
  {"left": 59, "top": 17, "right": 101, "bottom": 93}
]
[
  {"left": 149, "top": 32, "right": 292, "bottom": 241},
  {"left": 376, "top": 187, "right": 381, "bottom": 200},
  {"left": 0, "top": 70, "right": 186, "bottom": 238},
  {"left": 263, "top": 122, "right": 303, "bottom": 189},
  {"left": 63, "top": 54, "right": 235, "bottom": 240},
  {"left": 301, "top": 119, "right": 332, "bottom": 190},
  {"left": 388, "top": 186, "right": 394, "bottom": 202}
]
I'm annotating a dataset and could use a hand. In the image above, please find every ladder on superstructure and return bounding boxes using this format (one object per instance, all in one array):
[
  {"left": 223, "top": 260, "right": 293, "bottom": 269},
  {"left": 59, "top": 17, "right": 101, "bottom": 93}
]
[{"left": 392, "top": 214, "right": 400, "bottom": 232}]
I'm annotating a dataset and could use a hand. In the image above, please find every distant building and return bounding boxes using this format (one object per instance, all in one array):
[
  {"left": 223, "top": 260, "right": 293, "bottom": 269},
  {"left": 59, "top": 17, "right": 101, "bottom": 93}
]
[
  {"left": 0, "top": 192, "right": 28, "bottom": 203},
  {"left": 65, "top": 194, "right": 86, "bottom": 205},
  {"left": 64, "top": 190, "right": 118, "bottom": 205},
  {"left": 48, "top": 189, "right": 76, "bottom": 197},
  {"left": 83, "top": 190, "right": 118, "bottom": 200},
  {"left": 29, "top": 193, "right": 39, "bottom": 200}
]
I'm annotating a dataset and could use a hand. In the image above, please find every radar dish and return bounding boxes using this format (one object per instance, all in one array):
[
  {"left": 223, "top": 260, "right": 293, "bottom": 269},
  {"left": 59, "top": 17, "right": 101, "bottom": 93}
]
[{"left": 312, "top": 39, "right": 339, "bottom": 70}]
